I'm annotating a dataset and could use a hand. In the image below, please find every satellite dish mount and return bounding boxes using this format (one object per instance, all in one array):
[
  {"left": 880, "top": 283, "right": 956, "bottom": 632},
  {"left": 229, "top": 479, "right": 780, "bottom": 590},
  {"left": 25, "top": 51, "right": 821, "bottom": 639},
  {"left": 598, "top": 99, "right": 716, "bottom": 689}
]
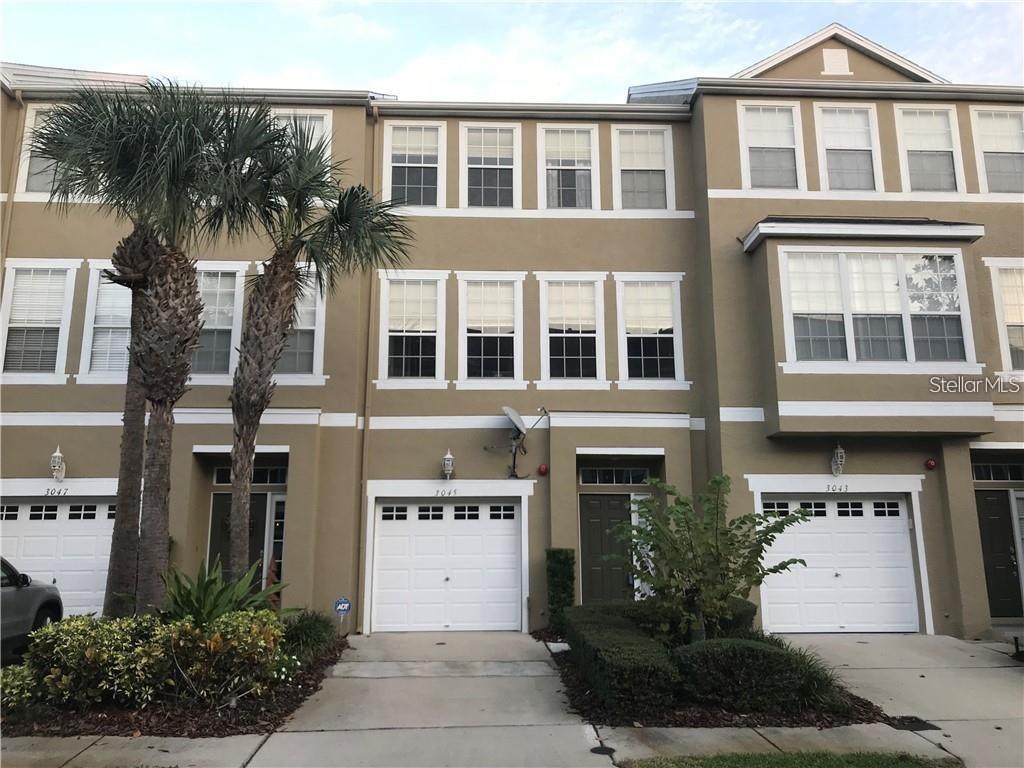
[{"left": 501, "top": 406, "right": 547, "bottom": 479}]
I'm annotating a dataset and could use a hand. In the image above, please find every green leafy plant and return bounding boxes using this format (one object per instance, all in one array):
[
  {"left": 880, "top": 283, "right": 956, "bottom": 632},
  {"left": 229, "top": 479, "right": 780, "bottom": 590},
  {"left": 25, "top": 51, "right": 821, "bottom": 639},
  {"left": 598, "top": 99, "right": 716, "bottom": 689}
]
[
  {"left": 283, "top": 611, "right": 337, "bottom": 661},
  {"left": 545, "top": 548, "right": 576, "bottom": 636},
  {"left": 615, "top": 475, "right": 810, "bottom": 640},
  {"left": 162, "top": 558, "right": 284, "bottom": 625}
]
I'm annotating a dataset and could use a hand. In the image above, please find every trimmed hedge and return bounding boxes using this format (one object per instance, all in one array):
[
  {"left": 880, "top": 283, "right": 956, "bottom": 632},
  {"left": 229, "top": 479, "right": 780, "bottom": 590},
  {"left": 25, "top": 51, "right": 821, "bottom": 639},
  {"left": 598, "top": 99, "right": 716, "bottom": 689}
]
[
  {"left": 711, "top": 596, "right": 758, "bottom": 638},
  {"left": 563, "top": 605, "right": 678, "bottom": 712},
  {"left": 545, "top": 549, "right": 575, "bottom": 636},
  {"left": 672, "top": 637, "right": 847, "bottom": 714},
  {"left": 284, "top": 610, "right": 337, "bottom": 661}
]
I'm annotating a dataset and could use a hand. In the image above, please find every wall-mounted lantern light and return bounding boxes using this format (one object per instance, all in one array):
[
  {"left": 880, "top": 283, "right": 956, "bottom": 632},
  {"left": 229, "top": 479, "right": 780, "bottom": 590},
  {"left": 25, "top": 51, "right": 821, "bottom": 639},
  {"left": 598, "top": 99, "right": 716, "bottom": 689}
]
[
  {"left": 50, "top": 445, "right": 67, "bottom": 483},
  {"left": 831, "top": 443, "right": 846, "bottom": 477},
  {"left": 441, "top": 449, "right": 455, "bottom": 480}
]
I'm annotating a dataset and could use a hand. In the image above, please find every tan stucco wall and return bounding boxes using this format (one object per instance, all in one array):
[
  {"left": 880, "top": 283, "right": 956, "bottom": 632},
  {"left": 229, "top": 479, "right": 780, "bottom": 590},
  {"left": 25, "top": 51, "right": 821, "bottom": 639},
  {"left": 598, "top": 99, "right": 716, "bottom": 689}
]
[{"left": 756, "top": 41, "right": 921, "bottom": 83}]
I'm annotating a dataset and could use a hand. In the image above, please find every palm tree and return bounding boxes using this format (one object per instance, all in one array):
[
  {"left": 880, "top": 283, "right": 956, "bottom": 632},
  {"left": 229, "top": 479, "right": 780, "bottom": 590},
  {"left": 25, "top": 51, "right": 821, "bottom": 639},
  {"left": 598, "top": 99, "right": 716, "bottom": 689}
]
[
  {"left": 31, "top": 83, "right": 286, "bottom": 613},
  {"left": 211, "top": 122, "right": 412, "bottom": 581}
]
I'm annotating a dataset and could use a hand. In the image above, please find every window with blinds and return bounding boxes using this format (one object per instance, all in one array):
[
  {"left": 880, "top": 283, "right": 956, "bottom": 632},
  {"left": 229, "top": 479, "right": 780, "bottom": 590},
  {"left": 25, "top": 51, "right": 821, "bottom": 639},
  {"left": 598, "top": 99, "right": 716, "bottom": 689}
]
[
  {"left": 465, "top": 281, "right": 515, "bottom": 378},
  {"left": 997, "top": 267, "right": 1024, "bottom": 370},
  {"left": 390, "top": 126, "right": 440, "bottom": 206},
  {"left": 899, "top": 108, "right": 959, "bottom": 191},
  {"left": 617, "top": 128, "right": 668, "bottom": 209},
  {"left": 466, "top": 127, "right": 515, "bottom": 207},
  {"left": 744, "top": 105, "right": 800, "bottom": 189},
  {"left": 276, "top": 281, "right": 317, "bottom": 374},
  {"left": 546, "top": 280, "right": 598, "bottom": 378},
  {"left": 3, "top": 267, "right": 68, "bottom": 373},
  {"left": 387, "top": 279, "right": 438, "bottom": 377},
  {"left": 89, "top": 277, "right": 131, "bottom": 372},
  {"left": 621, "top": 281, "right": 677, "bottom": 378},
  {"left": 819, "top": 107, "right": 877, "bottom": 191},
  {"left": 974, "top": 110, "right": 1024, "bottom": 193},
  {"left": 544, "top": 128, "right": 594, "bottom": 209}
]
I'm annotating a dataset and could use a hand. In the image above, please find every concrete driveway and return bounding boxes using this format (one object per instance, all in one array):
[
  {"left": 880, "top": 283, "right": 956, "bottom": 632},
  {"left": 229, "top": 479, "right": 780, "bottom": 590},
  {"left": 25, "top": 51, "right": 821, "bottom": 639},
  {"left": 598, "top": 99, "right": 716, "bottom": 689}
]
[
  {"left": 250, "top": 632, "right": 608, "bottom": 768},
  {"left": 786, "top": 633, "right": 1024, "bottom": 768}
]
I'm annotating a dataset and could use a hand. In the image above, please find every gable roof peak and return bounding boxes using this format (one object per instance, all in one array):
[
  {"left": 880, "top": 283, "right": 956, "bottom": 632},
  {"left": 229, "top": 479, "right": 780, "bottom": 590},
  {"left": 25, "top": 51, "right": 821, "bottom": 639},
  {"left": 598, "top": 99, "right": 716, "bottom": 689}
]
[{"left": 733, "top": 22, "right": 949, "bottom": 84}]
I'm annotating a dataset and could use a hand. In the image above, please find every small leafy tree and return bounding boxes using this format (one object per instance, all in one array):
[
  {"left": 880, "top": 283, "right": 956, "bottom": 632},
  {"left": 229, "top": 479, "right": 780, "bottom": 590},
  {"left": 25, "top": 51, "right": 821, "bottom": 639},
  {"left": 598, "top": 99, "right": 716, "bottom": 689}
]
[{"left": 615, "top": 475, "right": 810, "bottom": 641}]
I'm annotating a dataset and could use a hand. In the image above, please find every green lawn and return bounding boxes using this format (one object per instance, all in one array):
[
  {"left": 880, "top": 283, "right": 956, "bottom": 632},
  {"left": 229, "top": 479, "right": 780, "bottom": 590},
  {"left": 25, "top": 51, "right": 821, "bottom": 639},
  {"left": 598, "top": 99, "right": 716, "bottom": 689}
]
[{"left": 622, "top": 754, "right": 961, "bottom": 768}]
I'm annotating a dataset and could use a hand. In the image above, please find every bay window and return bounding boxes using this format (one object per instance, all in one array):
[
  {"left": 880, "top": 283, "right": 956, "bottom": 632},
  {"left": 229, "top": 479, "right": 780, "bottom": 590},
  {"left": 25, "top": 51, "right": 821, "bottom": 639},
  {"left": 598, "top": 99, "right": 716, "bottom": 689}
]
[{"left": 984, "top": 259, "right": 1024, "bottom": 374}]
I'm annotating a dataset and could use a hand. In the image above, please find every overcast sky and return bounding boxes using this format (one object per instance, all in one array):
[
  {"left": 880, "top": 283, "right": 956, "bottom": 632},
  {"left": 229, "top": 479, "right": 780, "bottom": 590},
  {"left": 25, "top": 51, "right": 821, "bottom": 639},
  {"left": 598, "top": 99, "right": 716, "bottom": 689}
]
[{"left": 2, "top": 1, "right": 1022, "bottom": 102}]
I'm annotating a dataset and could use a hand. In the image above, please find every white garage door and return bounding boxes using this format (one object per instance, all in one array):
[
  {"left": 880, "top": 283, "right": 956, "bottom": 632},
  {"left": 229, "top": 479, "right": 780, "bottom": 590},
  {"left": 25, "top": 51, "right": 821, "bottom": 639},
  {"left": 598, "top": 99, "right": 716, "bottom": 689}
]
[
  {"left": 760, "top": 496, "right": 920, "bottom": 633},
  {"left": 372, "top": 501, "right": 521, "bottom": 631},
  {"left": 1, "top": 498, "right": 116, "bottom": 615}
]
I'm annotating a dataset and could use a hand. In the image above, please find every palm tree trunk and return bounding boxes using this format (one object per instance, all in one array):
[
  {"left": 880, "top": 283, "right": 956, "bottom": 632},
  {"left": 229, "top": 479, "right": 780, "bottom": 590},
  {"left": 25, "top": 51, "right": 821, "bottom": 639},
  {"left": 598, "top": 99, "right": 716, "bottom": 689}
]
[
  {"left": 103, "top": 292, "right": 145, "bottom": 617},
  {"left": 227, "top": 251, "right": 300, "bottom": 582},
  {"left": 136, "top": 400, "right": 173, "bottom": 613}
]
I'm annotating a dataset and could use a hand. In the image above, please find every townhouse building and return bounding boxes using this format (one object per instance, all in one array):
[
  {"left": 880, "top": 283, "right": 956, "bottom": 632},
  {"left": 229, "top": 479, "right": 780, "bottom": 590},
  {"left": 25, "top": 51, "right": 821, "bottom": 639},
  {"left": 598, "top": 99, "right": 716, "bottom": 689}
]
[{"left": 1, "top": 24, "right": 1021, "bottom": 639}]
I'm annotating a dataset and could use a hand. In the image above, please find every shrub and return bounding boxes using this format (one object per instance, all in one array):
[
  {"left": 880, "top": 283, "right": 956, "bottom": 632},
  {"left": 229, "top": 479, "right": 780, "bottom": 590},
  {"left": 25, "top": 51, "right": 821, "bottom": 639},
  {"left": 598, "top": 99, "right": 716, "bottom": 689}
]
[
  {"left": 672, "top": 637, "right": 847, "bottom": 714},
  {"left": 545, "top": 548, "right": 575, "bottom": 635},
  {"left": 1, "top": 664, "right": 38, "bottom": 712},
  {"left": 162, "top": 558, "right": 284, "bottom": 625},
  {"left": 710, "top": 596, "right": 758, "bottom": 638},
  {"left": 564, "top": 605, "right": 678, "bottom": 713},
  {"left": 284, "top": 611, "right": 337, "bottom": 660}
]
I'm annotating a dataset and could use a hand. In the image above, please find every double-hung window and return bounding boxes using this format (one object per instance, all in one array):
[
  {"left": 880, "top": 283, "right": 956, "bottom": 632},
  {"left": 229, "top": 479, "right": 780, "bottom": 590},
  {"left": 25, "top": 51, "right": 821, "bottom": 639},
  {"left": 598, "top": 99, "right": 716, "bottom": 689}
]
[
  {"left": 376, "top": 270, "right": 448, "bottom": 388},
  {"left": 782, "top": 248, "right": 977, "bottom": 370},
  {"left": 613, "top": 126, "right": 674, "bottom": 209},
  {"left": 539, "top": 126, "right": 598, "bottom": 209},
  {"left": 815, "top": 105, "right": 882, "bottom": 191},
  {"left": 537, "top": 273, "right": 607, "bottom": 389},
  {"left": 896, "top": 106, "right": 963, "bottom": 192},
  {"left": 386, "top": 123, "right": 444, "bottom": 206},
  {"left": 461, "top": 124, "right": 520, "bottom": 208},
  {"left": 273, "top": 109, "right": 330, "bottom": 152},
  {"left": 739, "top": 102, "right": 805, "bottom": 190},
  {"left": 277, "top": 281, "right": 317, "bottom": 375},
  {"left": 79, "top": 262, "right": 131, "bottom": 379},
  {"left": 1, "top": 260, "right": 77, "bottom": 383},
  {"left": 971, "top": 108, "right": 1024, "bottom": 194},
  {"left": 614, "top": 273, "right": 687, "bottom": 389},
  {"left": 456, "top": 272, "right": 525, "bottom": 389},
  {"left": 20, "top": 106, "right": 56, "bottom": 196},
  {"left": 983, "top": 259, "right": 1024, "bottom": 375},
  {"left": 193, "top": 270, "right": 241, "bottom": 376}
]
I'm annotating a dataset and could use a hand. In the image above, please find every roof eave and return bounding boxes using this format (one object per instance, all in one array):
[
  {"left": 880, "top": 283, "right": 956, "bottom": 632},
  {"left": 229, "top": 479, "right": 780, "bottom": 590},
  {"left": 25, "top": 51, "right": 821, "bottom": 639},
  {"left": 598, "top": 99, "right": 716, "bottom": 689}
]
[
  {"left": 742, "top": 220, "right": 986, "bottom": 253},
  {"left": 372, "top": 101, "right": 690, "bottom": 120}
]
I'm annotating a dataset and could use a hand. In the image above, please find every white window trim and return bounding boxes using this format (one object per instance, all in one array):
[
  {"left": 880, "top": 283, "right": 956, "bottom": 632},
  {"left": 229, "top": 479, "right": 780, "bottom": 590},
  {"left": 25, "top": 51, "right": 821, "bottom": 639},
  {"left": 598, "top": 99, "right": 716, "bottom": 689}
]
[
  {"left": 736, "top": 100, "right": 808, "bottom": 192},
  {"left": 458, "top": 122, "right": 522, "bottom": 210},
  {"left": 374, "top": 268, "right": 450, "bottom": 390},
  {"left": 271, "top": 107, "right": 334, "bottom": 162},
  {"left": 893, "top": 103, "right": 967, "bottom": 194},
  {"left": 612, "top": 271, "right": 689, "bottom": 390},
  {"left": 382, "top": 120, "right": 447, "bottom": 211},
  {"left": 812, "top": 102, "right": 885, "bottom": 193},
  {"left": 256, "top": 261, "right": 329, "bottom": 386},
  {"left": 76, "top": 260, "right": 125, "bottom": 384},
  {"left": 982, "top": 256, "right": 1024, "bottom": 377},
  {"left": 969, "top": 105, "right": 1024, "bottom": 195},
  {"left": 189, "top": 261, "right": 250, "bottom": 386},
  {"left": 610, "top": 123, "right": 676, "bottom": 211},
  {"left": 536, "top": 123, "right": 601, "bottom": 211},
  {"left": 778, "top": 245, "right": 979, "bottom": 374},
  {"left": 455, "top": 270, "right": 527, "bottom": 390},
  {"left": 15, "top": 103, "right": 55, "bottom": 202},
  {"left": 0, "top": 257, "right": 80, "bottom": 384},
  {"left": 535, "top": 271, "right": 609, "bottom": 390}
]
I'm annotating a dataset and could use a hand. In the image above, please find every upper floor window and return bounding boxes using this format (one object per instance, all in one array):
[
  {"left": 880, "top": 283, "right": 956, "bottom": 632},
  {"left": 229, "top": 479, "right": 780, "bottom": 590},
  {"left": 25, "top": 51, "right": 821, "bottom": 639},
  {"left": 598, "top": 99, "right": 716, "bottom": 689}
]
[
  {"left": 539, "top": 126, "right": 599, "bottom": 210},
  {"left": 537, "top": 273, "right": 608, "bottom": 389},
  {"left": 984, "top": 258, "right": 1024, "bottom": 374},
  {"left": 460, "top": 124, "right": 521, "bottom": 209},
  {"left": 276, "top": 280, "right": 317, "bottom": 375},
  {"left": 376, "top": 270, "right": 448, "bottom": 389},
  {"left": 193, "top": 269, "right": 243, "bottom": 375},
  {"left": 16, "top": 105, "right": 58, "bottom": 197},
  {"left": 895, "top": 106, "right": 964, "bottom": 193},
  {"left": 614, "top": 272, "right": 687, "bottom": 389},
  {"left": 456, "top": 271, "right": 525, "bottom": 389},
  {"left": 739, "top": 102, "right": 806, "bottom": 190},
  {"left": 612, "top": 126, "right": 674, "bottom": 209},
  {"left": 83, "top": 267, "right": 131, "bottom": 375},
  {"left": 386, "top": 123, "right": 444, "bottom": 207},
  {"left": 814, "top": 105, "right": 882, "bottom": 192},
  {"left": 0, "top": 260, "right": 77, "bottom": 383},
  {"left": 783, "top": 249, "right": 975, "bottom": 368},
  {"left": 273, "top": 109, "right": 330, "bottom": 150},
  {"left": 971, "top": 108, "right": 1024, "bottom": 194}
]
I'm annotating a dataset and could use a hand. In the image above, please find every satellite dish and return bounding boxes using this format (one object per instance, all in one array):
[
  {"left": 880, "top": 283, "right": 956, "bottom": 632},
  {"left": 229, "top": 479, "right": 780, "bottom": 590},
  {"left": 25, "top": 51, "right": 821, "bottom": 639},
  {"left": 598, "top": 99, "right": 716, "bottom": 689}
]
[{"left": 502, "top": 406, "right": 528, "bottom": 436}]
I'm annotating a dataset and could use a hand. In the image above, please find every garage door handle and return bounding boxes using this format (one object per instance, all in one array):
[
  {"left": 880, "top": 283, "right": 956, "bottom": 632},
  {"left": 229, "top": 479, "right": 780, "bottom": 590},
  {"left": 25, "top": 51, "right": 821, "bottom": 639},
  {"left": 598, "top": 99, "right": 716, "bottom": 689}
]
[
  {"left": 834, "top": 572, "right": 841, "bottom": 577},
  {"left": 444, "top": 577, "right": 450, "bottom": 582}
]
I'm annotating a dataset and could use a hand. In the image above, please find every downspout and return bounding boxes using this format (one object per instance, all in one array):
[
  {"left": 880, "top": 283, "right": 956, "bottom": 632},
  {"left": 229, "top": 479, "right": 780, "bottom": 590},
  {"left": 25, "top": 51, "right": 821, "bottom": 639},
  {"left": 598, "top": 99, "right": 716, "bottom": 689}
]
[
  {"left": 354, "top": 101, "right": 381, "bottom": 633},
  {"left": 1, "top": 89, "right": 26, "bottom": 266}
]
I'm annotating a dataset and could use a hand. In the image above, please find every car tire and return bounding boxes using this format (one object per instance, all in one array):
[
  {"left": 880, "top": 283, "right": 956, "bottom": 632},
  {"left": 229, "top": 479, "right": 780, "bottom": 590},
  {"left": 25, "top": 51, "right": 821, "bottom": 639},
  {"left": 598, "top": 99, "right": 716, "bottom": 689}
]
[{"left": 32, "top": 606, "right": 59, "bottom": 631}]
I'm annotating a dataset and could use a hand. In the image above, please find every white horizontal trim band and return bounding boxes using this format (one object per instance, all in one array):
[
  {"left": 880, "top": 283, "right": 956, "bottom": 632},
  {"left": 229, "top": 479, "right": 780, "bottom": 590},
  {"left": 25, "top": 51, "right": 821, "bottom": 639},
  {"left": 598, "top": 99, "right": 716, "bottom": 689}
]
[
  {"left": 576, "top": 447, "right": 665, "bottom": 456},
  {"left": 0, "top": 409, "right": 360, "bottom": 427},
  {"left": 994, "top": 406, "right": 1024, "bottom": 422},
  {"left": 970, "top": 441, "right": 1024, "bottom": 450},
  {"left": 394, "top": 207, "right": 696, "bottom": 220},
  {"left": 743, "top": 221, "right": 985, "bottom": 252},
  {"left": 0, "top": 477, "right": 119, "bottom": 497},
  {"left": 720, "top": 407, "right": 766, "bottom": 422},
  {"left": 192, "top": 444, "right": 290, "bottom": 454},
  {"left": 778, "top": 401, "right": 995, "bottom": 418},
  {"left": 367, "top": 478, "right": 536, "bottom": 498},
  {"left": 547, "top": 412, "right": 690, "bottom": 428},
  {"left": 780, "top": 361, "right": 986, "bottom": 375},
  {"left": 745, "top": 473, "right": 926, "bottom": 494},
  {"left": 710, "top": 188, "right": 1023, "bottom": 204}
]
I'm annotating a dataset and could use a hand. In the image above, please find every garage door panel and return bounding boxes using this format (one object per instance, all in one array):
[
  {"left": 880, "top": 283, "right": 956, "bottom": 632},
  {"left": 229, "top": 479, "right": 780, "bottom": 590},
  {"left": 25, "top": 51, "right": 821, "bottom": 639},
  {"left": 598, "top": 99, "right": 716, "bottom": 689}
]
[
  {"left": 376, "top": 535, "right": 411, "bottom": 556},
  {"left": 414, "top": 535, "right": 446, "bottom": 555},
  {"left": 450, "top": 535, "right": 483, "bottom": 554}
]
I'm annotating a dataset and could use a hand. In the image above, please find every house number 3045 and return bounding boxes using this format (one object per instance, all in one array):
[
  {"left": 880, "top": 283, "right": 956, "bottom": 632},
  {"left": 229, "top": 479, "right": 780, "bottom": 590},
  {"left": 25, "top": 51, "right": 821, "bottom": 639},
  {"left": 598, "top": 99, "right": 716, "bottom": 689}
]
[
  {"left": 825, "top": 483, "right": 848, "bottom": 493},
  {"left": 434, "top": 489, "right": 457, "bottom": 497}
]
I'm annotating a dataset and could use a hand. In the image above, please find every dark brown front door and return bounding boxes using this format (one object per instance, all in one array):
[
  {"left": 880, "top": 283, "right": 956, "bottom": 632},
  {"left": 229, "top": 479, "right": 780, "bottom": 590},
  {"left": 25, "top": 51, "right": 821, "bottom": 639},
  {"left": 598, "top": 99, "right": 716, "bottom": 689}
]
[
  {"left": 976, "top": 490, "right": 1023, "bottom": 618},
  {"left": 580, "top": 494, "right": 632, "bottom": 603}
]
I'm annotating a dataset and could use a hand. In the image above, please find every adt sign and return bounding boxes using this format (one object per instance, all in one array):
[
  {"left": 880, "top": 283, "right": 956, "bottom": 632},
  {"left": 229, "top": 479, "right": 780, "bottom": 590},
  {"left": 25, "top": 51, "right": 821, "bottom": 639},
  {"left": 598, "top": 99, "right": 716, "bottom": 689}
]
[{"left": 334, "top": 597, "right": 351, "bottom": 617}]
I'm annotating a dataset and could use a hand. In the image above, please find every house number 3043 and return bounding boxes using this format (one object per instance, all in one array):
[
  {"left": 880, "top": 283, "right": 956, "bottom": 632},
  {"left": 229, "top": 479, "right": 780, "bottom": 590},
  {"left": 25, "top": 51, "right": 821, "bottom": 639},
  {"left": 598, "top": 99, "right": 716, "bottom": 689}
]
[
  {"left": 434, "top": 489, "right": 457, "bottom": 497},
  {"left": 825, "top": 483, "right": 849, "bottom": 493},
  {"left": 44, "top": 487, "right": 69, "bottom": 496}
]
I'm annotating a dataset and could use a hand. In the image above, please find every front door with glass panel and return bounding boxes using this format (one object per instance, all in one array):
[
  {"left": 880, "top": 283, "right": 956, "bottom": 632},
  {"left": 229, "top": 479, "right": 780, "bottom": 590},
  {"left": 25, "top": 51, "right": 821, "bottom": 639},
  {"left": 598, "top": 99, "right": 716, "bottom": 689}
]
[{"left": 208, "top": 493, "right": 285, "bottom": 586}]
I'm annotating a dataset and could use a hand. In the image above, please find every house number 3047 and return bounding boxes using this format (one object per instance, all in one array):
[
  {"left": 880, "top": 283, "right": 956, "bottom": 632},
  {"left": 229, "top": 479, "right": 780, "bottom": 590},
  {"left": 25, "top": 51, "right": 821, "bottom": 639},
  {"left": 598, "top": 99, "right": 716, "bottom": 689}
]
[
  {"left": 44, "top": 487, "right": 69, "bottom": 496},
  {"left": 825, "top": 483, "right": 848, "bottom": 493}
]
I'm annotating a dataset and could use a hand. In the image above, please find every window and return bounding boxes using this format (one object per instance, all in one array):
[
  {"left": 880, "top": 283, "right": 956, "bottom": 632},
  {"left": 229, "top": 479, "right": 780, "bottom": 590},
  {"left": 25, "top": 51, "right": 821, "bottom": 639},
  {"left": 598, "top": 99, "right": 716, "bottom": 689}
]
[
  {"left": 782, "top": 249, "right": 976, "bottom": 368},
  {"left": 16, "top": 105, "right": 56, "bottom": 196},
  {"left": 456, "top": 271, "right": 524, "bottom": 389},
  {"left": 815, "top": 105, "right": 882, "bottom": 191},
  {"left": 539, "top": 126, "right": 598, "bottom": 209},
  {"left": 896, "top": 106, "right": 963, "bottom": 192},
  {"left": 538, "top": 273, "right": 607, "bottom": 388},
  {"left": 193, "top": 271, "right": 239, "bottom": 375},
  {"left": 460, "top": 124, "right": 520, "bottom": 208},
  {"left": 614, "top": 273, "right": 687, "bottom": 389},
  {"left": 376, "top": 270, "right": 448, "bottom": 388},
  {"left": 579, "top": 467, "right": 650, "bottom": 485},
  {"left": 985, "top": 259, "right": 1024, "bottom": 373},
  {"left": 86, "top": 274, "right": 131, "bottom": 373},
  {"left": 273, "top": 109, "right": 330, "bottom": 153},
  {"left": 971, "top": 108, "right": 1024, "bottom": 194},
  {"left": 1, "top": 261, "right": 77, "bottom": 382},
  {"left": 739, "top": 103, "right": 805, "bottom": 190},
  {"left": 276, "top": 280, "right": 317, "bottom": 375},
  {"left": 612, "top": 126, "right": 674, "bottom": 209},
  {"left": 385, "top": 122, "right": 444, "bottom": 207},
  {"left": 972, "top": 461, "right": 1024, "bottom": 481}
]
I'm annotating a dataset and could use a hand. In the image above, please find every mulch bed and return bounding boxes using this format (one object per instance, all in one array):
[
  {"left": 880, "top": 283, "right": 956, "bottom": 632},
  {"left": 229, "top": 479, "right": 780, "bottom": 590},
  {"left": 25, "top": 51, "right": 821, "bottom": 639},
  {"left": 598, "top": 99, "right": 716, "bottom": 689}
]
[
  {"left": 550, "top": 650, "right": 888, "bottom": 729},
  {"left": 1, "top": 637, "right": 347, "bottom": 738}
]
